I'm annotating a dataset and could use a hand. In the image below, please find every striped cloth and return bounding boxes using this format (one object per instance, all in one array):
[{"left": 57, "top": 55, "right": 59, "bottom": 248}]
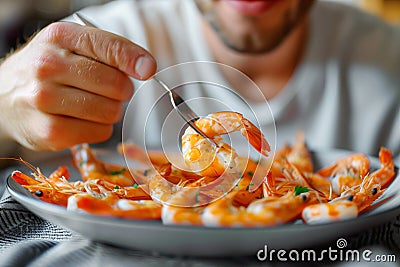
[{"left": 0, "top": 168, "right": 399, "bottom": 266}]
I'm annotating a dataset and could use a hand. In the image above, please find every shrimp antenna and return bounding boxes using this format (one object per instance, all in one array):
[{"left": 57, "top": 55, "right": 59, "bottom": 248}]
[{"left": 0, "top": 157, "right": 44, "bottom": 177}]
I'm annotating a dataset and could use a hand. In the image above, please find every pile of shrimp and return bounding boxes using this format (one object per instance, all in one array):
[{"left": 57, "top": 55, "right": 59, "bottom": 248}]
[{"left": 11, "top": 111, "right": 397, "bottom": 227}]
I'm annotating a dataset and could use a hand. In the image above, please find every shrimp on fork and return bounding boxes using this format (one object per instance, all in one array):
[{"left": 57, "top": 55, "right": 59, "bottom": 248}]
[{"left": 181, "top": 111, "right": 270, "bottom": 177}]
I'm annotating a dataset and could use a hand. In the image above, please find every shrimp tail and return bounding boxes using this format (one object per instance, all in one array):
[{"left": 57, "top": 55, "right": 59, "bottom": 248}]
[
  {"left": 241, "top": 118, "right": 270, "bottom": 157},
  {"left": 71, "top": 144, "right": 135, "bottom": 187},
  {"left": 49, "top": 166, "right": 70, "bottom": 181},
  {"left": 71, "top": 143, "right": 108, "bottom": 179},
  {"left": 373, "top": 147, "right": 396, "bottom": 189}
]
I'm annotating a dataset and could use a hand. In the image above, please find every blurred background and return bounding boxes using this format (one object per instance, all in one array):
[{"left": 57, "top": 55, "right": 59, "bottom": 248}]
[
  {"left": 0, "top": 0, "right": 112, "bottom": 57},
  {"left": 0, "top": 0, "right": 399, "bottom": 58}
]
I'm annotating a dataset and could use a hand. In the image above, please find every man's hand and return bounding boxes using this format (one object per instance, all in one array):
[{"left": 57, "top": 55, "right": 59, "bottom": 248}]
[{"left": 0, "top": 22, "right": 157, "bottom": 151}]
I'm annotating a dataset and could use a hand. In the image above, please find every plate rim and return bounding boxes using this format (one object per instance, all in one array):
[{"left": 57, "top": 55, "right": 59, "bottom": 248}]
[
  {"left": 5, "top": 148, "right": 400, "bottom": 256},
  {"left": 6, "top": 159, "right": 400, "bottom": 231}
]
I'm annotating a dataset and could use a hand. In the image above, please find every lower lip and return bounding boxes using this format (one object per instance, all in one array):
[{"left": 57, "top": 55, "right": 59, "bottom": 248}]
[{"left": 226, "top": 0, "right": 278, "bottom": 16}]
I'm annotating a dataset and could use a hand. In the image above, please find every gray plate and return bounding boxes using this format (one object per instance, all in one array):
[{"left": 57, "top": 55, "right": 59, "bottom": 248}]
[{"left": 6, "top": 149, "right": 400, "bottom": 257}]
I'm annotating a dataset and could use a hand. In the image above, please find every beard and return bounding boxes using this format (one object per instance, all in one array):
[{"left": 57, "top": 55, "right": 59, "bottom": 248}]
[
  {"left": 207, "top": 16, "right": 292, "bottom": 54},
  {"left": 196, "top": 0, "right": 314, "bottom": 54}
]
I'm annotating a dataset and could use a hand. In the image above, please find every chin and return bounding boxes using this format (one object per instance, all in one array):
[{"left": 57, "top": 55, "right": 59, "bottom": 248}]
[
  {"left": 226, "top": 42, "right": 281, "bottom": 54},
  {"left": 221, "top": 34, "right": 285, "bottom": 54}
]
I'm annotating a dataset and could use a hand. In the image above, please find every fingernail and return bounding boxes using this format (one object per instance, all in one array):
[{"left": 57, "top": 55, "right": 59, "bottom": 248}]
[{"left": 135, "top": 55, "right": 155, "bottom": 79}]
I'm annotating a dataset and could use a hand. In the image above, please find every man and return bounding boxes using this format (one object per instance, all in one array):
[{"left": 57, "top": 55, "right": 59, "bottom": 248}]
[
  {"left": 0, "top": 0, "right": 398, "bottom": 160},
  {"left": 0, "top": 1, "right": 399, "bottom": 264}
]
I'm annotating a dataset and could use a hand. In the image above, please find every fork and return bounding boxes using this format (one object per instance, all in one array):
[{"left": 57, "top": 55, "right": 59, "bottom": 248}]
[{"left": 73, "top": 12, "right": 217, "bottom": 147}]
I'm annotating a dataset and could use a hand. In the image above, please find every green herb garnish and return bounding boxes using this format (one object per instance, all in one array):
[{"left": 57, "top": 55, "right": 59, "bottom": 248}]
[
  {"left": 109, "top": 168, "right": 126, "bottom": 175},
  {"left": 294, "top": 185, "right": 309, "bottom": 196},
  {"left": 246, "top": 183, "right": 255, "bottom": 191},
  {"left": 114, "top": 185, "right": 120, "bottom": 190},
  {"left": 133, "top": 183, "right": 139, "bottom": 189},
  {"left": 247, "top": 171, "right": 254, "bottom": 177}
]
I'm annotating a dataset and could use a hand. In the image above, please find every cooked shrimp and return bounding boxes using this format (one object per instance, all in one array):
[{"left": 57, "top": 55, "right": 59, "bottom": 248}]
[
  {"left": 181, "top": 111, "right": 270, "bottom": 177},
  {"left": 317, "top": 153, "right": 370, "bottom": 195},
  {"left": 48, "top": 165, "right": 70, "bottom": 181},
  {"left": 67, "top": 192, "right": 161, "bottom": 220},
  {"left": 302, "top": 172, "right": 385, "bottom": 224},
  {"left": 219, "top": 157, "right": 264, "bottom": 206},
  {"left": 150, "top": 166, "right": 238, "bottom": 202},
  {"left": 161, "top": 170, "right": 245, "bottom": 226},
  {"left": 148, "top": 172, "right": 177, "bottom": 203},
  {"left": 130, "top": 162, "right": 220, "bottom": 205},
  {"left": 269, "top": 131, "right": 311, "bottom": 174},
  {"left": 369, "top": 147, "right": 396, "bottom": 189},
  {"left": 302, "top": 199, "right": 358, "bottom": 224},
  {"left": 85, "top": 179, "right": 151, "bottom": 200},
  {"left": 264, "top": 159, "right": 316, "bottom": 198},
  {"left": 303, "top": 173, "right": 336, "bottom": 200},
  {"left": 349, "top": 173, "right": 384, "bottom": 213},
  {"left": 12, "top": 170, "right": 152, "bottom": 207},
  {"left": 119, "top": 142, "right": 206, "bottom": 186},
  {"left": 161, "top": 179, "right": 205, "bottom": 226},
  {"left": 71, "top": 144, "right": 135, "bottom": 187},
  {"left": 118, "top": 142, "right": 170, "bottom": 167},
  {"left": 162, "top": 188, "right": 263, "bottom": 226},
  {"left": 162, "top": 205, "right": 204, "bottom": 226},
  {"left": 202, "top": 188, "right": 318, "bottom": 228},
  {"left": 269, "top": 144, "right": 291, "bottom": 179},
  {"left": 331, "top": 147, "right": 393, "bottom": 214},
  {"left": 12, "top": 169, "right": 84, "bottom": 206},
  {"left": 286, "top": 131, "right": 314, "bottom": 173},
  {"left": 12, "top": 165, "right": 67, "bottom": 186},
  {"left": 10, "top": 160, "right": 82, "bottom": 207},
  {"left": 146, "top": 170, "right": 200, "bottom": 204}
]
